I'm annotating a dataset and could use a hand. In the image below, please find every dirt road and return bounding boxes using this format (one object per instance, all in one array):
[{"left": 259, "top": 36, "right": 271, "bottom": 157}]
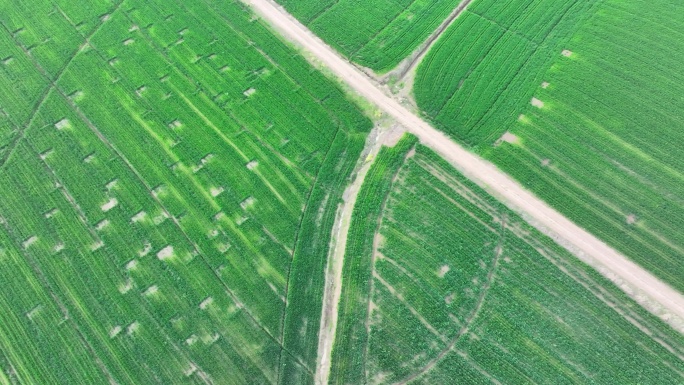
[
  {"left": 314, "top": 125, "right": 402, "bottom": 385},
  {"left": 243, "top": 0, "right": 684, "bottom": 379}
]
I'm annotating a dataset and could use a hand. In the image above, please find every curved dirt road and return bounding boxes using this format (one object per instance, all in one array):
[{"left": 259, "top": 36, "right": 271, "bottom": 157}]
[{"left": 243, "top": 0, "right": 684, "bottom": 380}]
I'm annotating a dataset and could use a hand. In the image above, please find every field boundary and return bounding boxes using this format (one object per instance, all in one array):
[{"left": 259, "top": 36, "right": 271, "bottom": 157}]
[
  {"left": 314, "top": 126, "right": 397, "bottom": 385},
  {"left": 361, "top": 142, "right": 416, "bottom": 381}
]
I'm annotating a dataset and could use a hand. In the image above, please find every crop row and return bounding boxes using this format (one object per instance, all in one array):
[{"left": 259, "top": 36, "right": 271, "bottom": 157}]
[
  {"left": 482, "top": 0, "right": 684, "bottom": 292},
  {"left": 414, "top": 0, "right": 598, "bottom": 147}
]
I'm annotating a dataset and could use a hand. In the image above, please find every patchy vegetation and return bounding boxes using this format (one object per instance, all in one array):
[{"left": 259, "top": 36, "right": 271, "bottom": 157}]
[{"left": 0, "top": 0, "right": 370, "bottom": 383}]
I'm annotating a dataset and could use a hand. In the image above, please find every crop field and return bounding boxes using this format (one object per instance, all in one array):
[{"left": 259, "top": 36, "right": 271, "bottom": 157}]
[
  {"left": 414, "top": 0, "right": 597, "bottom": 146},
  {"left": 415, "top": 0, "right": 684, "bottom": 292},
  {"left": 276, "top": 0, "right": 462, "bottom": 72},
  {"left": 0, "top": 0, "right": 371, "bottom": 383},
  {"left": 331, "top": 143, "right": 684, "bottom": 384}
]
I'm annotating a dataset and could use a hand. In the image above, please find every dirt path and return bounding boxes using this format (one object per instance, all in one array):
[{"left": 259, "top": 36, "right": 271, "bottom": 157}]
[
  {"left": 389, "top": 0, "right": 474, "bottom": 83},
  {"left": 244, "top": 0, "right": 684, "bottom": 334},
  {"left": 314, "top": 125, "right": 405, "bottom": 385},
  {"left": 395, "top": 213, "right": 506, "bottom": 384}
]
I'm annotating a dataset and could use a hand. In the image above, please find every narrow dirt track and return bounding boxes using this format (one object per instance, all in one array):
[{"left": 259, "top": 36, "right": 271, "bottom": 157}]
[
  {"left": 314, "top": 126, "right": 397, "bottom": 385},
  {"left": 243, "top": 0, "right": 684, "bottom": 379},
  {"left": 393, "top": 0, "right": 473, "bottom": 81}
]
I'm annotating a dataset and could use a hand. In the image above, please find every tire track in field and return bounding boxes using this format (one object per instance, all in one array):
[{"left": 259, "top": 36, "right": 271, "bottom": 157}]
[
  {"left": 360, "top": 143, "right": 416, "bottom": 382},
  {"left": 4, "top": 34, "right": 220, "bottom": 385},
  {"left": 61, "top": 85, "right": 308, "bottom": 381},
  {"left": 274, "top": 125, "right": 342, "bottom": 384},
  {"left": 0, "top": 0, "right": 124, "bottom": 171},
  {"left": 187, "top": 5, "right": 349, "bottom": 376},
  {"left": 243, "top": 0, "right": 684, "bottom": 333},
  {"left": 393, "top": 212, "right": 506, "bottom": 384},
  {"left": 0, "top": 220, "right": 124, "bottom": 385},
  {"left": 92, "top": 8, "right": 312, "bottom": 379}
]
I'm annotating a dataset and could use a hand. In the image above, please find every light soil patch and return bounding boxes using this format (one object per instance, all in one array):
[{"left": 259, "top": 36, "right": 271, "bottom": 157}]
[
  {"left": 157, "top": 245, "right": 174, "bottom": 260},
  {"left": 199, "top": 297, "right": 214, "bottom": 310},
  {"left": 495, "top": 131, "right": 520, "bottom": 146},
  {"left": 90, "top": 241, "right": 104, "bottom": 252},
  {"left": 381, "top": 124, "right": 408, "bottom": 147},
  {"left": 143, "top": 285, "right": 158, "bottom": 296},
  {"left": 105, "top": 179, "right": 118, "bottom": 190},
  {"left": 438, "top": 265, "right": 450, "bottom": 278},
  {"left": 22, "top": 236, "right": 38, "bottom": 249},
  {"left": 126, "top": 321, "right": 140, "bottom": 335},
  {"left": 83, "top": 153, "right": 96, "bottom": 163},
  {"left": 54, "top": 118, "right": 71, "bottom": 130},
  {"left": 240, "top": 196, "right": 256, "bottom": 209},
  {"left": 109, "top": 326, "right": 122, "bottom": 338},
  {"left": 95, "top": 219, "right": 110, "bottom": 231},
  {"left": 101, "top": 197, "right": 118, "bottom": 212},
  {"left": 125, "top": 259, "right": 138, "bottom": 270},
  {"left": 531, "top": 97, "right": 544, "bottom": 108},
  {"left": 168, "top": 119, "right": 183, "bottom": 129},
  {"left": 131, "top": 211, "right": 146, "bottom": 223},
  {"left": 243, "top": 87, "right": 256, "bottom": 97},
  {"left": 53, "top": 243, "right": 65, "bottom": 253}
]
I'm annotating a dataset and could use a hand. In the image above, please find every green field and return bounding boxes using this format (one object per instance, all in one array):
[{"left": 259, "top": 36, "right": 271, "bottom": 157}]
[
  {"left": 3, "top": 0, "right": 684, "bottom": 383},
  {"left": 414, "top": 0, "right": 598, "bottom": 146},
  {"left": 331, "top": 142, "right": 684, "bottom": 383},
  {"left": 276, "top": 0, "right": 462, "bottom": 73},
  {"left": 414, "top": 0, "right": 684, "bottom": 292},
  {"left": 0, "top": 0, "right": 371, "bottom": 383}
]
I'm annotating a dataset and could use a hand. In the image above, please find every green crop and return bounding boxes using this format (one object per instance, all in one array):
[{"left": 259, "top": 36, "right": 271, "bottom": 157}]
[
  {"left": 0, "top": 0, "right": 371, "bottom": 383},
  {"left": 329, "top": 133, "right": 418, "bottom": 384}
]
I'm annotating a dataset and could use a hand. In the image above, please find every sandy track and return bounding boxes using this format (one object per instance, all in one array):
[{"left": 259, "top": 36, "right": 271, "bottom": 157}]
[
  {"left": 243, "top": 0, "right": 684, "bottom": 379},
  {"left": 314, "top": 126, "right": 395, "bottom": 385}
]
